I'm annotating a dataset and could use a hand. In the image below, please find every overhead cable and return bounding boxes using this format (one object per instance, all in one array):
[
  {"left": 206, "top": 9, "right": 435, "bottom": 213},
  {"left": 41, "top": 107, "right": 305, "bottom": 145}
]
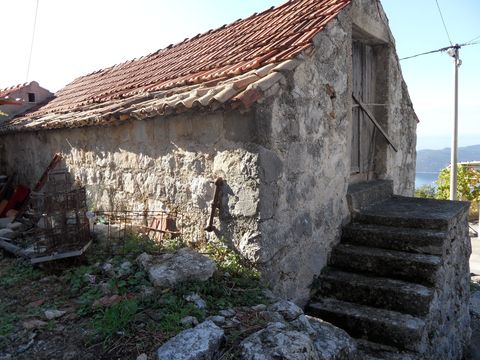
[
  {"left": 435, "top": 0, "right": 453, "bottom": 45},
  {"left": 26, "top": 0, "right": 40, "bottom": 82},
  {"left": 400, "top": 41, "right": 479, "bottom": 61}
]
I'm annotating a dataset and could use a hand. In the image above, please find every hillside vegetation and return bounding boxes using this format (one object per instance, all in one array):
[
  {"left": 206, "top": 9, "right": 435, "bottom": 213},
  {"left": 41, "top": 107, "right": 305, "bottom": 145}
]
[{"left": 417, "top": 144, "right": 480, "bottom": 173}]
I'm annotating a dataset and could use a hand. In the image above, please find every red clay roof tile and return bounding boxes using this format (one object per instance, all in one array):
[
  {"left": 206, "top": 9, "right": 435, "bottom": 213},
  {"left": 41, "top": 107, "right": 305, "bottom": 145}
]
[
  {"left": 40, "top": 0, "right": 350, "bottom": 113},
  {"left": 1, "top": 0, "right": 351, "bottom": 133}
]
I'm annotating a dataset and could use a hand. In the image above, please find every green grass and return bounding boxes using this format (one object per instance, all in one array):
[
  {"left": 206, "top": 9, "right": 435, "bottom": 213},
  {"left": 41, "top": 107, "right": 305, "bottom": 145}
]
[
  {"left": 93, "top": 299, "right": 139, "bottom": 340},
  {"left": 0, "top": 261, "right": 42, "bottom": 287},
  {"left": 0, "top": 302, "right": 17, "bottom": 336}
]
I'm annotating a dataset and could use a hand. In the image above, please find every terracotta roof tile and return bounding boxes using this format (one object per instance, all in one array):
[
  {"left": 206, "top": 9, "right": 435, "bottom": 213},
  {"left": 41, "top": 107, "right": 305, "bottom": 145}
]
[
  {"left": 0, "top": 82, "right": 32, "bottom": 99},
  {"left": 1, "top": 0, "right": 351, "bottom": 133}
]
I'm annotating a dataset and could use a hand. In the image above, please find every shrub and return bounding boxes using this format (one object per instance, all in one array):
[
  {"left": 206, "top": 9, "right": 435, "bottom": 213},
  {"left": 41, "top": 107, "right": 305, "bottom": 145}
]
[
  {"left": 435, "top": 165, "right": 480, "bottom": 201},
  {"left": 415, "top": 184, "right": 436, "bottom": 199}
]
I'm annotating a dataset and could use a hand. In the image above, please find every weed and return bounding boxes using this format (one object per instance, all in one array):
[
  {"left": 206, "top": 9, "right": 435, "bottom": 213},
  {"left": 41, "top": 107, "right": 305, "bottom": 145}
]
[
  {"left": 0, "top": 261, "right": 42, "bottom": 287},
  {"left": 121, "top": 233, "right": 163, "bottom": 258},
  {"left": 93, "top": 299, "right": 139, "bottom": 340},
  {"left": 77, "top": 288, "right": 102, "bottom": 316},
  {"left": 0, "top": 302, "right": 17, "bottom": 336},
  {"left": 143, "top": 291, "right": 204, "bottom": 337},
  {"left": 64, "top": 265, "right": 97, "bottom": 293}
]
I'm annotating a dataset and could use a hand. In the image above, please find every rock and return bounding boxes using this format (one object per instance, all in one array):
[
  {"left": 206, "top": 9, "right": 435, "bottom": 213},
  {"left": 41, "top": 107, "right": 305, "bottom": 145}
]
[
  {"left": 84, "top": 273, "right": 96, "bottom": 285},
  {"left": 118, "top": 261, "right": 133, "bottom": 276},
  {"left": 219, "top": 308, "right": 236, "bottom": 318},
  {"left": 136, "top": 252, "right": 153, "bottom": 268},
  {"left": 139, "top": 248, "right": 216, "bottom": 288},
  {"left": 470, "top": 290, "right": 480, "bottom": 317},
  {"left": 251, "top": 304, "right": 267, "bottom": 312},
  {"left": 44, "top": 309, "right": 66, "bottom": 320},
  {"left": 181, "top": 316, "right": 199, "bottom": 327},
  {"left": 62, "top": 351, "right": 77, "bottom": 360},
  {"left": 136, "top": 354, "right": 148, "bottom": 360},
  {"left": 307, "top": 316, "right": 357, "bottom": 359},
  {"left": 22, "top": 319, "right": 47, "bottom": 330},
  {"left": 157, "top": 320, "right": 225, "bottom": 360},
  {"left": 268, "top": 300, "right": 303, "bottom": 321},
  {"left": 207, "top": 315, "right": 226, "bottom": 325},
  {"left": 240, "top": 322, "right": 319, "bottom": 360},
  {"left": 27, "top": 299, "right": 44, "bottom": 308},
  {"left": 92, "top": 294, "right": 123, "bottom": 308},
  {"left": 184, "top": 293, "right": 207, "bottom": 310},
  {"left": 101, "top": 263, "right": 115, "bottom": 276}
]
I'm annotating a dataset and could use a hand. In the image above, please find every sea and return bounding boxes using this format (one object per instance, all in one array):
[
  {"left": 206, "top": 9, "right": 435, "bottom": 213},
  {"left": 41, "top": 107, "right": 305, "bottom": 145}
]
[{"left": 415, "top": 172, "right": 439, "bottom": 188}]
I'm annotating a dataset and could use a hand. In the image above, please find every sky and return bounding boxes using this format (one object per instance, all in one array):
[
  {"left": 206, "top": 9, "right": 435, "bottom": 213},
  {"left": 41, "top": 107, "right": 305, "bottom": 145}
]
[{"left": 1, "top": 0, "right": 479, "bottom": 150}]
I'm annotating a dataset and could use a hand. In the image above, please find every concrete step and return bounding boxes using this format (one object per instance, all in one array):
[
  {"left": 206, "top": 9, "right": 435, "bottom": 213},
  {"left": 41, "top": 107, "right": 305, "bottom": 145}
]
[
  {"left": 356, "top": 339, "right": 419, "bottom": 360},
  {"left": 342, "top": 223, "right": 446, "bottom": 256},
  {"left": 306, "top": 298, "right": 426, "bottom": 352},
  {"left": 314, "top": 269, "right": 433, "bottom": 316},
  {"left": 329, "top": 244, "right": 442, "bottom": 285},
  {"left": 354, "top": 196, "right": 469, "bottom": 231}
]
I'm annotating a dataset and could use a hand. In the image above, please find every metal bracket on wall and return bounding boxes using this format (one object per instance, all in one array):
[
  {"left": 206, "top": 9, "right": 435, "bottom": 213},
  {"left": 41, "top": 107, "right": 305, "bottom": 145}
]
[
  {"left": 205, "top": 177, "right": 224, "bottom": 232},
  {"left": 352, "top": 94, "right": 398, "bottom": 152}
]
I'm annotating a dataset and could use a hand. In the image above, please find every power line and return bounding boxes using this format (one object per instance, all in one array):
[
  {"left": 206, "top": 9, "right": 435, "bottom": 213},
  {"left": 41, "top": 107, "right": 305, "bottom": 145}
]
[
  {"left": 400, "top": 45, "right": 452, "bottom": 61},
  {"left": 26, "top": 0, "right": 40, "bottom": 82},
  {"left": 465, "top": 34, "right": 480, "bottom": 45},
  {"left": 400, "top": 41, "right": 479, "bottom": 61},
  {"left": 435, "top": 0, "right": 453, "bottom": 45}
]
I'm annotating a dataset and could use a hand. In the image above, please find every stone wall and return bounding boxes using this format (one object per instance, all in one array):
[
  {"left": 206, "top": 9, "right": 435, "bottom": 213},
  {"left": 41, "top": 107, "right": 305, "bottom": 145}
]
[
  {"left": 248, "top": 12, "right": 352, "bottom": 305},
  {"left": 0, "top": 111, "right": 263, "bottom": 244},
  {"left": 425, "top": 209, "right": 471, "bottom": 358},
  {"left": 0, "top": 0, "right": 418, "bottom": 306},
  {"left": 351, "top": 0, "right": 418, "bottom": 196}
]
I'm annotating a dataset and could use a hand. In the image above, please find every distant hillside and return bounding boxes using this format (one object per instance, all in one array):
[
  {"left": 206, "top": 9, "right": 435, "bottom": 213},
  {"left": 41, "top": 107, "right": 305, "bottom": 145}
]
[{"left": 416, "top": 144, "right": 480, "bottom": 173}]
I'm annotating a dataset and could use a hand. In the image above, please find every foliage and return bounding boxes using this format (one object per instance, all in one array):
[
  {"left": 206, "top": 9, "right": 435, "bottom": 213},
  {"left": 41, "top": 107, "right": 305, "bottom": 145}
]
[
  {"left": 435, "top": 165, "right": 480, "bottom": 201},
  {"left": 93, "top": 299, "right": 139, "bottom": 340},
  {"left": 0, "top": 302, "right": 17, "bottom": 336},
  {"left": 64, "top": 265, "right": 97, "bottom": 293},
  {"left": 415, "top": 184, "right": 436, "bottom": 199},
  {"left": 0, "top": 261, "right": 42, "bottom": 287}
]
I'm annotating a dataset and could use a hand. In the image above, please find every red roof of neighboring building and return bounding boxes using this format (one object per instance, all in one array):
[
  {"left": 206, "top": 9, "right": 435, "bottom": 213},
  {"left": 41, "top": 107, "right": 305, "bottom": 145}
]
[
  {"left": 0, "top": 82, "right": 32, "bottom": 99},
  {"left": 1, "top": 0, "right": 351, "bottom": 133}
]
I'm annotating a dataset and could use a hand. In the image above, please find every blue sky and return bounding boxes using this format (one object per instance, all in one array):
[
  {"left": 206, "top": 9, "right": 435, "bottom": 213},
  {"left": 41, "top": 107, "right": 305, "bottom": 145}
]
[{"left": 1, "top": 0, "right": 479, "bottom": 150}]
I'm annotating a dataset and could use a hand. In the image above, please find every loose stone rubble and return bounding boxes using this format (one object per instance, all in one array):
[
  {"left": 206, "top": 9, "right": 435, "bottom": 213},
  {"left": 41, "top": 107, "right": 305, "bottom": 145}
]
[
  {"left": 136, "top": 248, "right": 216, "bottom": 287},
  {"left": 156, "top": 300, "right": 356, "bottom": 360},
  {"left": 156, "top": 320, "right": 225, "bottom": 360}
]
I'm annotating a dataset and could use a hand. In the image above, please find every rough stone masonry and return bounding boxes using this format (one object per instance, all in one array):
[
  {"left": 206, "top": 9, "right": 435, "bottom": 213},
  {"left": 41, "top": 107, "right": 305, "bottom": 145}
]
[{"left": 0, "top": 0, "right": 417, "bottom": 305}]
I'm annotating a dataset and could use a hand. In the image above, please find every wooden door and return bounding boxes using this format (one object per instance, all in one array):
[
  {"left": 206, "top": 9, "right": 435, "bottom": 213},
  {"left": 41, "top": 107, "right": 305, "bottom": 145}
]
[{"left": 351, "top": 41, "right": 376, "bottom": 176}]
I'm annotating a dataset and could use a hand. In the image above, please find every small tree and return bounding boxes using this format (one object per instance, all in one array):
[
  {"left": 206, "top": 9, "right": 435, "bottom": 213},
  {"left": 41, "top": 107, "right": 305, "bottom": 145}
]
[
  {"left": 415, "top": 184, "right": 436, "bottom": 199},
  {"left": 435, "top": 164, "right": 480, "bottom": 202}
]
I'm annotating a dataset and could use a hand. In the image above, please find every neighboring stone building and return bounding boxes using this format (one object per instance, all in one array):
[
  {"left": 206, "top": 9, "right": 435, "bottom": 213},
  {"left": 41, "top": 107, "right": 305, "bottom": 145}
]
[
  {"left": 0, "top": 81, "right": 53, "bottom": 122},
  {"left": 0, "top": 0, "right": 416, "bottom": 302}
]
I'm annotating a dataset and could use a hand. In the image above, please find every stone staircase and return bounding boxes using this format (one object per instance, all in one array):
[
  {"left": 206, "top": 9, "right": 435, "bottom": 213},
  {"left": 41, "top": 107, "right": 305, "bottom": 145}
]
[{"left": 306, "top": 181, "right": 471, "bottom": 359}]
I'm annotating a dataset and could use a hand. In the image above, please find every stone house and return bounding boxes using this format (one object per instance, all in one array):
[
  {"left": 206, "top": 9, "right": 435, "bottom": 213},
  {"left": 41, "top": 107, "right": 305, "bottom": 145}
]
[
  {"left": 0, "top": 0, "right": 418, "bottom": 304},
  {"left": 0, "top": 81, "right": 53, "bottom": 123}
]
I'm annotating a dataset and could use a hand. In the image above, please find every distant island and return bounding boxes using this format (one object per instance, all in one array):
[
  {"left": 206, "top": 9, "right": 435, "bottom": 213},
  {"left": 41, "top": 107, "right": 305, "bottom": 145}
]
[{"left": 416, "top": 144, "right": 480, "bottom": 173}]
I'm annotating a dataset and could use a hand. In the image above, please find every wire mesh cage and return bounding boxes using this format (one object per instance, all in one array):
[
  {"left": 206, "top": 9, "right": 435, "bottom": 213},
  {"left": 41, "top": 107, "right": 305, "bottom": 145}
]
[{"left": 91, "top": 210, "right": 183, "bottom": 256}]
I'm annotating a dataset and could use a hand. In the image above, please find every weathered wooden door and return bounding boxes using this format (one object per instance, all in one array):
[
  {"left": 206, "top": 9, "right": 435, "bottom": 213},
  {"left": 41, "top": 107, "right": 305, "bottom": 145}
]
[{"left": 351, "top": 41, "right": 376, "bottom": 176}]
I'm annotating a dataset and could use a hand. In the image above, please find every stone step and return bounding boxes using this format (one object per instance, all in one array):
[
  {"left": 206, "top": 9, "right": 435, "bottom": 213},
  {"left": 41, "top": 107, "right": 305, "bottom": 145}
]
[
  {"left": 356, "top": 339, "right": 419, "bottom": 360},
  {"left": 342, "top": 223, "right": 446, "bottom": 255},
  {"left": 346, "top": 180, "right": 393, "bottom": 212},
  {"left": 329, "top": 244, "right": 441, "bottom": 285},
  {"left": 314, "top": 269, "right": 433, "bottom": 316},
  {"left": 354, "top": 196, "right": 469, "bottom": 231},
  {"left": 306, "top": 298, "right": 426, "bottom": 352}
]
